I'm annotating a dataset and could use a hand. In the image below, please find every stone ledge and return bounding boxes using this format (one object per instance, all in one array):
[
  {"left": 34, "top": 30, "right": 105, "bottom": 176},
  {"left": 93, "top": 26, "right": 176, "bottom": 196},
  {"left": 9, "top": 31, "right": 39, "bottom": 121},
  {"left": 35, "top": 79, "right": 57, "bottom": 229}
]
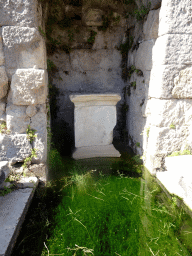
[
  {"left": 0, "top": 185, "right": 38, "bottom": 256},
  {"left": 72, "top": 144, "right": 121, "bottom": 160},
  {"left": 70, "top": 94, "right": 121, "bottom": 106}
]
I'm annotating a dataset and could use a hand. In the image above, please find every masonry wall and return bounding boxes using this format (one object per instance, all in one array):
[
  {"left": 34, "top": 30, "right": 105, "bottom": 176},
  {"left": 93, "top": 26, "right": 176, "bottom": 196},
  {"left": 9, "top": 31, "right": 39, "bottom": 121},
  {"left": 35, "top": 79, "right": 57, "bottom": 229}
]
[
  {"left": 0, "top": 0, "right": 48, "bottom": 181},
  {"left": 127, "top": 0, "right": 192, "bottom": 175},
  {"left": 46, "top": 1, "right": 133, "bottom": 155}
]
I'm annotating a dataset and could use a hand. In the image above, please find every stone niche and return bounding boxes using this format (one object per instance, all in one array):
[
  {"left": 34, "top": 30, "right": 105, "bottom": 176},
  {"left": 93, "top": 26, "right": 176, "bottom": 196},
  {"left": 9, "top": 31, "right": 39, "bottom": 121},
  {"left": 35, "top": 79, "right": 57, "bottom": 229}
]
[{"left": 70, "top": 94, "right": 121, "bottom": 159}]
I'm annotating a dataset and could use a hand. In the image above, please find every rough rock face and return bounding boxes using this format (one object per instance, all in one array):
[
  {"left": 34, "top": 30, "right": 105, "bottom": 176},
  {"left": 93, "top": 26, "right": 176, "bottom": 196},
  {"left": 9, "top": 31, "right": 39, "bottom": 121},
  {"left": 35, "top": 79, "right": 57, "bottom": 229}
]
[
  {"left": 0, "top": 161, "right": 9, "bottom": 186},
  {"left": 0, "top": 0, "right": 48, "bottom": 169},
  {"left": 0, "top": 0, "right": 42, "bottom": 27},
  {"left": 2, "top": 26, "right": 47, "bottom": 80},
  {"left": 127, "top": 8, "right": 160, "bottom": 156},
  {"left": 0, "top": 66, "right": 8, "bottom": 99},
  {"left": 0, "top": 134, "right": 32, "bottom": 164},
  {"left": 10, "top": 69, "right": 47, "bottom": 105},
  {"left": 143, "top": 0, "right": 192, "bottom": 174}
]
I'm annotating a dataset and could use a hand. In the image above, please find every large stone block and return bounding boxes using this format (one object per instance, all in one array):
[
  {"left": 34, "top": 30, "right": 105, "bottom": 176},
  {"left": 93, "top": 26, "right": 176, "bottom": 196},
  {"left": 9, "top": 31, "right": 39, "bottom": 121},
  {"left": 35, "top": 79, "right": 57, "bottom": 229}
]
[
  {"left": 158, "top": 0, "right": 192, "bottom": 36},
  {"left": 153, "top": 34, "right": 192, "bottom": 66},
  {"left": 172, "top": 67, "right": 192, "bottom": 99},
  {"left": 0, "top": 134, "right": 32, "bottom": 164},
  {"left": 6, "top": 105, "right": 30, "bottom": 134},
  {"left": 53, "top": 69, "right": 124, "bottom": 92},
  {"left": 2, "top": 26, "right": 46, "bottom": 79},
  {"left": 26, "top": 105, "right": 37, "bottom": 117},
  {"left": 82, "top": 8, "right": 104, "bottom": 26},
  {"left": 147, "top": 126, "right": 189, "bottom": 155},
  {"left": 10, "top": 68, "right": 47, "bottom": 105},
  {"left": 31, "top": 112, "right": 47, "bottom": 163},
  {"left": 148, "top": 64, "right": 187, "bottom": 99},
  {"left": 143, "top": 9, "right": 159, "bottom": 40},
  {"left": 135, "top": 40, "right": 156, "bottom": 71},
  {"left": 70, "top": 49, "right": 122, "bottom": 72},
  {"left": 0, "top": 0, "right": 42, "bottom": 27},
  {"left": 0, "top": 66, "right": 8, "bottom": 100},
  {"left": 92, "top": 27, "right": 125, "bottom": 50},
  {"left": 145, "top": 99, "right": 185, "bottom": 128}
]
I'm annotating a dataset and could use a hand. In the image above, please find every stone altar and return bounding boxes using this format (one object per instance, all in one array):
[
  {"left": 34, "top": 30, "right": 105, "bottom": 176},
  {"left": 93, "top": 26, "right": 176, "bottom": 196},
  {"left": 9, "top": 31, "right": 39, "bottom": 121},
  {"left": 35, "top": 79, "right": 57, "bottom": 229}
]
[{"left": 70, "top": 94, "right": 121, "bottom": 159}]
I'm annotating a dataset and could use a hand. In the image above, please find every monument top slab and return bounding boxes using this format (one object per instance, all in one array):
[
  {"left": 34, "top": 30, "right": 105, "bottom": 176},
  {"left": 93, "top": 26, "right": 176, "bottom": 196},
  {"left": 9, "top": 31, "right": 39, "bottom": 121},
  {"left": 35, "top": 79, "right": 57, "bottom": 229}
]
[{"left": 70, "top": 94, "right": 121, "bottom": 106}]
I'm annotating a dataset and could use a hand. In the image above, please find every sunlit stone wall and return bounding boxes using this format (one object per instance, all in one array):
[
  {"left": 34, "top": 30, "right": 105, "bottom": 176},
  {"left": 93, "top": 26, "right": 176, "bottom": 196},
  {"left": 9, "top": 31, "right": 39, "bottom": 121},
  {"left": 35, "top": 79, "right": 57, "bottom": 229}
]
[{"left": 0, "top": 0, "right": 48, "bottom": 183}]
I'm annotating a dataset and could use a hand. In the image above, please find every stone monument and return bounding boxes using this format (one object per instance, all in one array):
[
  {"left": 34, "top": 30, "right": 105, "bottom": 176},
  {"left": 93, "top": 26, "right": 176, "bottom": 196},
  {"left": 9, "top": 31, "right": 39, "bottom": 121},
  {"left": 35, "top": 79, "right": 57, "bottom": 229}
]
[{"left": 70, "top": 94, "right": 121, "bottom": 159}]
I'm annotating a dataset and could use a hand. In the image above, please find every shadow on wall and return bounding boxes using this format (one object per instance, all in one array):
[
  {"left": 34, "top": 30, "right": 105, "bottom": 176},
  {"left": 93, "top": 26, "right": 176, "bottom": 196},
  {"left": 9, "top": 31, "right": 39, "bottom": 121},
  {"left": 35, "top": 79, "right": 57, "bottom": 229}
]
[{"left": 51, "top": 120, "right": 75, "bottom": 157}]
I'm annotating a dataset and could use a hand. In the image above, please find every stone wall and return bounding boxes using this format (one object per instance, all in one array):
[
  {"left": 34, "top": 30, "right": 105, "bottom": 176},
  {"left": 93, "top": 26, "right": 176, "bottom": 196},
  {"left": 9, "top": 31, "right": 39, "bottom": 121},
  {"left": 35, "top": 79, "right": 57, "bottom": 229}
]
[
  {"left": 0, "top": 0, "right": 48, "bottom": 182},
  {"left": 127, "top": 0, "right": 192, "bottom": 174},
  {"left": 1, "top": 0, "right": 192, "bottom": 179},
  {"left": 46, "top": 1, "right": 133, "bottom": 155}
]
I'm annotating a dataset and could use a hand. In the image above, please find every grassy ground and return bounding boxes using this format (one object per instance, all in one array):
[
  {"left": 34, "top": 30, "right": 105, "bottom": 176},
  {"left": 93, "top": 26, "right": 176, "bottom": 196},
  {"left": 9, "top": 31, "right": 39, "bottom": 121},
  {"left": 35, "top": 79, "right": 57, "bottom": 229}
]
[{"left": 11, "top": 148, "right": 192, "bottom": 256}]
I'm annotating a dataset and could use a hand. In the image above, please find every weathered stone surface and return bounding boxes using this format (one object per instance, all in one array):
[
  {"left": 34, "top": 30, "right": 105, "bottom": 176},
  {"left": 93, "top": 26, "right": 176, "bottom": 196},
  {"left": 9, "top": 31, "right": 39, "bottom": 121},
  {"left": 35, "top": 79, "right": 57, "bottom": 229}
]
[
  {"left": 26, "top": 105, "right": 37, "bottom": 117},
  {"left": 153, "top": 34, "right": 192, "bottom": 66},
  {"left": 145, "top": 125, "right": 190, "bottom": 174},
  {"left": 0, "top": 188, "right": 35, "bottom": 256},
  {"left": 70, "top": 94, "right": 121, "bottom": 148},
  {"left": 140, "top": 0, "right": 161, "bottom": 10},
  {"left": 92, "top": 27, "right": 125, "bottom": 50},
  {"left": 82, "top": 8, "right": 104, "bottom": 26},
  {"left": 127, "top": 73, "right": 146, "bottom": 155},
  {"left": 29, "top": 163, "right": 47, "bottom": 182},
  {"left": 158, "top": 0, "right": 192, "bottom": 36},
  {"left": 0, "top": 161, "right": 9, "bottom": 186},
  {"left": 0, "top": 102, "right": 5, "bottom": 117},
  {"left": 148, "top": 64, "right": 187, "bottom": 99},
  {"left": 156, "top": 156, "right": 192, "bottom": 208},
  {"left": 73, "top": 144, "right": 121, "bottom": 160},
  {"left": 0, "top": 134, "right": 32, "bottom": 164},
  {"left": 0, "top": 66, "right": 8, "bottom": 100},
  {"left": 36, "top": 104, "right": 47, "bottom": 113},
  {"left": 0, "top": 0, "right": 41, "bottom": 27},
  {"left": 6, "top": 105, "right": 30, "bottom": 134},
  {"left": 0, "top": 31, "right": 5, "bottom": 66},
  {"left": 16, "top": 177, "right": 38, "bottom": 189},
  {"left": 2, "top": 26, "right": 46, "bottom": 77},
  {"left": 10, "top": 69, "right": 47, "bottom": 105},
  {"left": 52, "top": 69, "right": 124, "bottom": 92},
  {"left": 172, "top": 67, "right": 192, "bottom": 99},
  {"left": 30, "top": 112, "right": 47, "bottom": 136},
  {"left": 31, "top": 112, "right": 47, "bottom": 163},
  {"left": 147, "top": 126, "right": 189, "bottom": 155},
  {"left": 70, "top": 49, "right": 122, "bottom": 72},
  {"left": 143, "top": 9, "right": 160, "bottom": 40},
  {"left": 135, "top": 40, "right": 156, "bottom": 71},
  {"left": 145, "top": 99, "right": 185, "bottom": 128}
]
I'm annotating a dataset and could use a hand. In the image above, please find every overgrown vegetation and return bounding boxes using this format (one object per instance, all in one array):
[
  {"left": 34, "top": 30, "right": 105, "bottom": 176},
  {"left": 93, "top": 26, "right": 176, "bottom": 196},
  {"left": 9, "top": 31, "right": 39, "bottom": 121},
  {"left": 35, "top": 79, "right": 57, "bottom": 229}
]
[
  {"left": 168, "top": 149, "right": 192, "bottom": 157},
  {"left": 134, "top": 2, "right": 151, "bottom": 21},
  {"left": 11, "top": 147, "right": 192, "bottom": 256},
  {"left": 0, "top": 121, "right": 10, "bottom": 134},
  {"left": 0, "top": 185, "right": 14, "bottom": 196},
  {"left": 87, "top": 30, "right": 97, "bottom": 44},
  {"left": 22, "top": 125, "right": 37, "bottom": 170},
  {"left": 170, "top": 123, "right": 176, "bottom": 129}
]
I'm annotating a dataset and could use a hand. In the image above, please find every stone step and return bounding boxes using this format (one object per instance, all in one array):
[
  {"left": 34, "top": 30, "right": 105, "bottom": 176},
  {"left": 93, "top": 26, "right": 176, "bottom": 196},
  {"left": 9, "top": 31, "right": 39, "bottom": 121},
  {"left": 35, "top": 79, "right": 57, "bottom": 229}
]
[{"left": 0, "top": 181, "right": 38, "bottom": 256}]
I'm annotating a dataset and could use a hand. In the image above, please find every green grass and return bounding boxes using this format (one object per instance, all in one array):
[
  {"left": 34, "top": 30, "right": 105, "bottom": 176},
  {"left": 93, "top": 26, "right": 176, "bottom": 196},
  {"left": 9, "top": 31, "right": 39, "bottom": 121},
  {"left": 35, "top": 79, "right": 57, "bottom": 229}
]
[
  {"left": 42, "top": 173, "right": 141, "bottom": 256},
  {"left": 12, "top": 148, "right": 192, "bottom": 256},
  {"left": 41, "top": 166, "right": 191, "bottom": 256}
]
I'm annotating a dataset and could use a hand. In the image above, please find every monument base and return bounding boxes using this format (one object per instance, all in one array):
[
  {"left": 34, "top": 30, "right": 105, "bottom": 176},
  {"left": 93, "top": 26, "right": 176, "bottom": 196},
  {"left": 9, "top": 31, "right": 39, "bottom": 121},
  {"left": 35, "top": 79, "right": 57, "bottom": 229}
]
[{"left": 72, "top": 144, "right": 121, "bottom": 160}]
